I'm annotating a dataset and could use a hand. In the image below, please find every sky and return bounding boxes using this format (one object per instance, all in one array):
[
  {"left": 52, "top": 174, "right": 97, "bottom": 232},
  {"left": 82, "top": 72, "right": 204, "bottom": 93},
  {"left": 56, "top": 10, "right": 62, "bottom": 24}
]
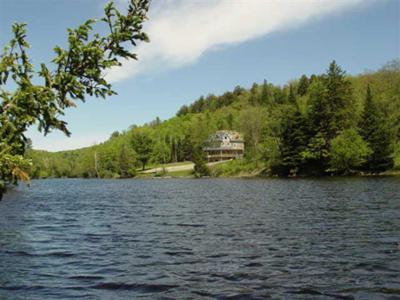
[{"left": 0, "top": 0, "right": 399, "bottom": 151}]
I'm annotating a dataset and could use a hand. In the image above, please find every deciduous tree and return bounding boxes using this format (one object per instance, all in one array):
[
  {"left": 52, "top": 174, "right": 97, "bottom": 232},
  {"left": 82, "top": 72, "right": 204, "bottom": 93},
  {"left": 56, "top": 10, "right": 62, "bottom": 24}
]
[
  {"left": 131, "top": 129, "right": 153, "bottom": 170},
  {"left": 0, "top": 0, "right": 149, "bottom": 197},
  {"left": 329, "top": 129, "right": 371, "bottom": 174}
]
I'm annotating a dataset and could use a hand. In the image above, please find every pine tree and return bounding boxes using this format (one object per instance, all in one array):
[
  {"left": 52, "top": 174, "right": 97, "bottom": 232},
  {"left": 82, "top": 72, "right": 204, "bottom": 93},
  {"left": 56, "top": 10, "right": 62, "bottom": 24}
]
[
  {"left": 297, "top": 75, "right": 309, "bottom": 96},
  {"left": 279, "top": 106, "right": 308, "bottom": 176},
  {"left": 305, "top": 61, "right": 355, "bottom": 172},
  {"left": 359, "top": 85, "right": 394, "bottom": 172},
  {"left": 288, "top": 84, "right": 296, "bottom": 104},
  {"left": 324, "top": 60, "right": 355, "bottom": 139},
  {"left": 192, "top": 147, "right": 210, "bottom": 178},
  {"left": 249, "top": 82, "right": 259, "bottom": 105},
  {"left": 259, "top": 80, "right": 271, "bottom": 106},
  {"left": 303, "top": 80, "right": 330, "bottom": 172}
]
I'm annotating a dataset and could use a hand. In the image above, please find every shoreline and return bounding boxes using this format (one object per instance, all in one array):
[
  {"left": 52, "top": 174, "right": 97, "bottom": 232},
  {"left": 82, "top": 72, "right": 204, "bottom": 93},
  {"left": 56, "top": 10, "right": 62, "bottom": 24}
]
[{"left": 29, "top": 170, "right": 400, "bottom": 180}]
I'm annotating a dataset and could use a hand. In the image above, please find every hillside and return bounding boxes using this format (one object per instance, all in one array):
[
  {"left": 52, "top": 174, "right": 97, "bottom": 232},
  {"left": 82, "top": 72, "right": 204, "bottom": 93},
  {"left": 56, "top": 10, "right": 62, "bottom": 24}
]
[{"left": 27, "top": 60, "right": 400, "bottom": 178}]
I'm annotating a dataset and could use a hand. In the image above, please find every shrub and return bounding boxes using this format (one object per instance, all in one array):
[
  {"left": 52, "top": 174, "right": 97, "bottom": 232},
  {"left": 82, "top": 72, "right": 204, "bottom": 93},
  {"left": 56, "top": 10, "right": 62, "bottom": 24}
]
[{"left": 329, "top": 129, "right": 372, "bottom": 174}]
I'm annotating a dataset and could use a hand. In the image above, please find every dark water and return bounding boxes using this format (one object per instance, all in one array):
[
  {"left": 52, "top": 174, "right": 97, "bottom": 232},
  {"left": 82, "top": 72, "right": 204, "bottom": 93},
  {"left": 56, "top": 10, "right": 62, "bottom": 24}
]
[{"left": 0, "top": 178, "right": 399, "bottom": 300}]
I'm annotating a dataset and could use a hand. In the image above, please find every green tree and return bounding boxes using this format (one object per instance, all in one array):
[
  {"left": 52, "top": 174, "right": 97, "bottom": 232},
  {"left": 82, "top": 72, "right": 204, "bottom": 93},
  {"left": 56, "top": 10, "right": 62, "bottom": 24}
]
[
  {"left": 22, "top": 60, "right": 399, "bottom": 179},
  {"left": 288, "top": 84, "right": 296, "bottom": 104},
  {"left": 110, "top": 131, "right": 120, "bottom": 139},
  {"left": 305, "top": 80, "right": 330, "bottom": 170},
  {"left": 239, "top": 106, "right": 267, "bottom": 164},
  {"left": 0, "top": 0, "right": 149, "bottom": 197},
  {"left": 297, "top": 75, "right": 309, "bottom": 96},
  {"left": 305, "top": 61, "right": 355, "bottom": 172},
  {"left": 278, "top": 106, "right": 308, "bottom": 176},
  {"left": 324, "top": 60, "right": 355, "bottom": 138},
  {"left": 131, "top": 129, "right": 153, "bottom": 170},
  {"left": 329, "top": 129, "right": 371, "bottom": 174},
  {"left": 152, "top": 138, "right": 170, "bottom": 165},
  {"left": 309, "top": 61, "right": 354, "bottom": 141},
  {"left": 259, "top": 80, "right": 271, "bottom": 106},
  {"left": 119, "top": 144, "right": 136, "bottom": 178},
  {"left": 176, "top": 105, "right": 189, "bottom": 116},
  {"left": 298, "top": 132, "right": 330, "bottom": 176},
  {"left": 359, "top": 85, "right": 394, "bottom": 172},
  {"left": 192, "top": 148, "right": 210, "bottom": 178},
  {"left": 249, "top": 82, "right": 259, "bottom": 105}
]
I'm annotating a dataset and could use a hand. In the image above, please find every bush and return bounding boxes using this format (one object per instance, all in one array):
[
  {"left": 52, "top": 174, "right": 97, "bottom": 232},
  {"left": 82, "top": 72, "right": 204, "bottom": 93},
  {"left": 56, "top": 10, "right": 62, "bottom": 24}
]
[
  {"left": 193, "top": 161, "right": 210, "bottom": 178},
  {"left": 211, "top": 159, "right": 259, "bottom": 177},
  {"left": 192, "top": 149, "right": 210, "bottom": 178},
  {"left": 329, "top": 129, "right": 372, "bottom": 174},
  {"left": 393, "top": 143, "right": 400, "bottom": 170}
]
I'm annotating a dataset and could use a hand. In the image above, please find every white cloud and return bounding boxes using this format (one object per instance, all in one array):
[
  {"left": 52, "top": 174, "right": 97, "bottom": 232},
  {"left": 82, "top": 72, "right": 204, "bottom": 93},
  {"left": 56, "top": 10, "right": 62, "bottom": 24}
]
[{"left": 106, "top": 0, "right": 364, "bottom": 82}]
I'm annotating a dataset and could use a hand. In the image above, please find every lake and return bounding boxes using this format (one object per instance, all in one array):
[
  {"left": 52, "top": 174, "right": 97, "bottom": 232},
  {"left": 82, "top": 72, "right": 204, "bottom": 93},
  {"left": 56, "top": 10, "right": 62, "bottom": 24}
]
[{"left": 0, "top": 178, "right": 399, "bottom": 299}]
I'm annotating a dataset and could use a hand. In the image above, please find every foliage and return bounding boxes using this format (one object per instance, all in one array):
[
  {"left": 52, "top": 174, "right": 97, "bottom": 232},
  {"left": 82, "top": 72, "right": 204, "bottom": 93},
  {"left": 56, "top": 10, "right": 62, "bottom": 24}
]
[
  {"left": 118, "top": 144, "right": 137, "bottom": 178},
  {"left": 211, "top": 159, "right": 261, "bottom": 177},
  {"left": 192, "top": 148, "right": 210, "bottom": 178},
  {"left": 276, "top": 105, "right": 308, "bottom": 176},
  {"left": 329, "top": 129, "right": 371, "bottom": 174},
  {"left": 239, "top": 106, "right": 268, "bottom": 163},
  {"left": 394, "top": 143, "right": 400, "bottom": 170},
  {"left": 359, "top": 85, "right": 394, "bottom": 173},
  {"left": 28, "top": 60, "right": 400, "bottom": 178},
  {"left": 297, "top": 75, "right": 310, "bottom": 96},
  {"left": 131, "top": 129, "right": 153, "bottom": 170},
  {"left": 0, "top": 0, "right": 149, "bottom": 193}
]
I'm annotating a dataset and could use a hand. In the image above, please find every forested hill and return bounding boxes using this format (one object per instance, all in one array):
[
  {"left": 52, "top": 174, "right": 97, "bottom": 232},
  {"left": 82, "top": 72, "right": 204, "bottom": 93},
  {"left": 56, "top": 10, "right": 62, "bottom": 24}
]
[{"left": 27, "top": 60, "right": 400, "bottom": 178}]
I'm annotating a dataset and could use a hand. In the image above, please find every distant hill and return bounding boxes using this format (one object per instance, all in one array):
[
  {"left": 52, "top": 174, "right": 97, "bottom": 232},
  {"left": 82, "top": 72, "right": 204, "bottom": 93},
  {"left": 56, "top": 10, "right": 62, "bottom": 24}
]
[{"left": 27, "top": 60, "right": 400, "bottom": 178}]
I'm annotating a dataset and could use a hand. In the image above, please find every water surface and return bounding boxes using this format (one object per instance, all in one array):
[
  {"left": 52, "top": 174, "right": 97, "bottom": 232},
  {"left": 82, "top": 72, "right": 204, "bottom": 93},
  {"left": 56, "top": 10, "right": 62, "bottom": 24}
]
[{"left": 1, "top": 178, "right": 399, "bottom": 299}]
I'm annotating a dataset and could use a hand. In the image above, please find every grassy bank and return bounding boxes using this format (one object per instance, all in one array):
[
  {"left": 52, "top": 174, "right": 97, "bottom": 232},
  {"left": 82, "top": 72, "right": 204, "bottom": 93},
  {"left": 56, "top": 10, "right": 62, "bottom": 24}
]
[{"left": 138, "top": 158, "right": 400, "bottom": 179}]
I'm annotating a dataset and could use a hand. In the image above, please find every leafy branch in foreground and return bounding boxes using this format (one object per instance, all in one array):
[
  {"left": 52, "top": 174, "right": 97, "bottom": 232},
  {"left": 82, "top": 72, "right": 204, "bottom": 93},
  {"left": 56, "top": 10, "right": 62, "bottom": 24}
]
[{"left": 0, "top": 0, "right": 149, "bottom": 197}]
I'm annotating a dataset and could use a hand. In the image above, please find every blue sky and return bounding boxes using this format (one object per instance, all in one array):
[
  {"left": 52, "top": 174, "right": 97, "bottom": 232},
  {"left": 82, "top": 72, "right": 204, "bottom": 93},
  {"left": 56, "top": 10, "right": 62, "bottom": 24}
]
[{"left": 0, "top": 0, "right": 399, "bottom": 151}]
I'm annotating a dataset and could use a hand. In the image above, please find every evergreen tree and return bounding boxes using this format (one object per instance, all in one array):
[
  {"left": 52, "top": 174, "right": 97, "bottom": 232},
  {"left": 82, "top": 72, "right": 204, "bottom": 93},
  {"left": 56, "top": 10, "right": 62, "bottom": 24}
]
[
  {"left": 359, "top": 85, "right": 394, "bottom": 172},
  {"left": 324, "top": 60, "right": 355, "bottom": 139},
  {"left": 309, "top": 74, "right": 318, "bottom": 83},
  {"left": 110, "top": 131, "right": 120, "bottom": 139},
  {"left": 233, "top": 85, "right": 245, "bottom": 96},
  {"left": 249, "top": 82, "right": 259, "bottom": 105},
  {"left": 278, "top": 106, "right": 308, "bottom": 176},
  {"left": 273, "top": 87, "right": 287, "bottom": 104},
  {"left": 297, "top": 75, "right": 309, "bottom": 96},
  {"left": 177, "top": 105, "right": 189, "bottom": 116},
  {"left": 306, "top": 61, "right": 355, "bottom": 172},
  {"left": 306, "top": 80, "right": 330, "bottom": 169},
  {"left": 259, "top": 80, "right": 271, "bottom": 106},
  {"left": 192, "top": 147, "right": 210, "bottom": 178},
  {"left": 288, "top": 84, "right": 296, "bottom": 104}
]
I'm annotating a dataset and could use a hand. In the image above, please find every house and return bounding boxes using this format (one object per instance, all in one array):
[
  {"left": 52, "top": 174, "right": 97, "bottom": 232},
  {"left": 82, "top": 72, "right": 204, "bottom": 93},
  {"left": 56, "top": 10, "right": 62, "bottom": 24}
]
[{"left": 203, "top": 130, "right": 244, "bottom": 162}]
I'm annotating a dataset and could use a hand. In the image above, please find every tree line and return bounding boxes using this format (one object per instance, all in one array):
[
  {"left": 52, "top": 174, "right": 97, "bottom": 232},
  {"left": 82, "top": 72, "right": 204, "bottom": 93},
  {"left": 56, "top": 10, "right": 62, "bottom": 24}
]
[{"left": 28, "top": 60, "right": 400, "bottom": 178}]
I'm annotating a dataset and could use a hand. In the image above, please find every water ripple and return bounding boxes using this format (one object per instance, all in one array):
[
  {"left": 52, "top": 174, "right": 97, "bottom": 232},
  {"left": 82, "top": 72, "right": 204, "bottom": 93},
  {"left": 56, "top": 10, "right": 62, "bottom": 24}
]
[{"left": 0, "top": 178, "right": 399, "bottom": 299}]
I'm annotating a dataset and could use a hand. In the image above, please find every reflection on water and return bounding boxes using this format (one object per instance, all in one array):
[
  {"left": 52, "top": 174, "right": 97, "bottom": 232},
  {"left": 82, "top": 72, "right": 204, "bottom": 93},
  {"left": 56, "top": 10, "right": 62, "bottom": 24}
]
[{"left": 0, "top": 178, "right": 399, "bottom": 299}]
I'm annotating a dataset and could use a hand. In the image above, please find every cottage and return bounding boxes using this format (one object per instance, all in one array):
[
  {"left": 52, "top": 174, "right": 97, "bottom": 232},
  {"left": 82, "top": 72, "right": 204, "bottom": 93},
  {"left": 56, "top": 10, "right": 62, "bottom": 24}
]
[{"left": 203, "top": 130, "right": 244, "bottom": 162}]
